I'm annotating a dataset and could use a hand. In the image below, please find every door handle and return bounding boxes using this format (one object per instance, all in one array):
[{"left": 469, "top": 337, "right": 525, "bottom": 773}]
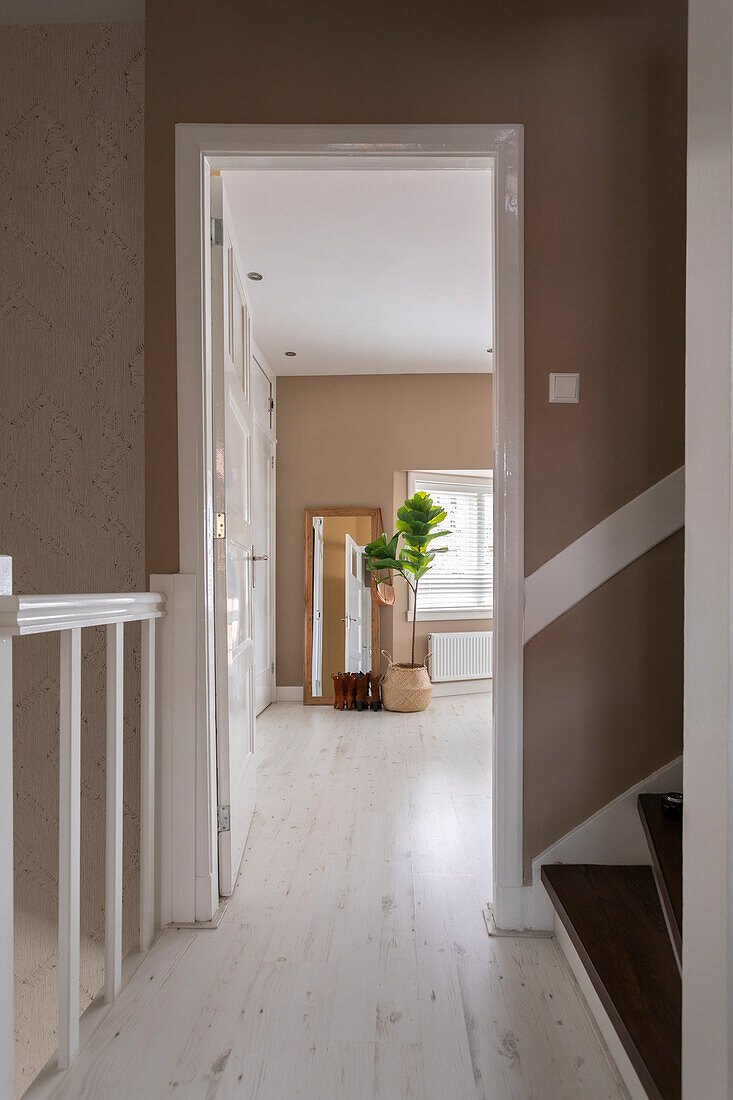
[
  {"left": 341, "top": 616, "right": 357, "bottom": 623},
  {"left": 251, "top": 546, "right": 269, "bottom": 587}
]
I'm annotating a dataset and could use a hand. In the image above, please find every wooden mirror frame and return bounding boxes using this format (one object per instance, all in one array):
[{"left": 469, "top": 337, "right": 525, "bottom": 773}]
[{"left": 303, "top": 506, "right": 381, "bottom": 706}]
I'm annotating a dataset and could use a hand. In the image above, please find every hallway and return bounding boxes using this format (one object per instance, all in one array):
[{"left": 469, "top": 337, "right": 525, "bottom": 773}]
[{"left": 44, "top": 697, "right": 626, "bottom": 1099}]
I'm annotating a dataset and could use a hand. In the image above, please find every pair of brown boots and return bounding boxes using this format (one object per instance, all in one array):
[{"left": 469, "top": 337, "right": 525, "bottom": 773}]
[{"left": 331, "top": 671, "right": 382, "bottom": 712}]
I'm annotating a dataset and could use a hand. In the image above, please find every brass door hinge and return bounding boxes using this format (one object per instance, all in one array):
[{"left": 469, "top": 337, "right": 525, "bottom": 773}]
[{"left": 215, "top": 512, "right": 226, "bottom": 539}]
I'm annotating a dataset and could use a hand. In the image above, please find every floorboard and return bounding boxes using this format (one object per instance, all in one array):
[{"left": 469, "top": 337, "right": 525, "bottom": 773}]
[{"left": 46, "top": 696, "right": 627, "bottom": 1099}]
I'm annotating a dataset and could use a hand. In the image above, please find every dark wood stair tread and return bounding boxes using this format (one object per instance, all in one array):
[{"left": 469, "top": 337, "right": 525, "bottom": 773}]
[
  {"left": 638, "top": 793, "right": 682, "bottom": 965},
  {"left": 541, "top": 864, "right": 681, "bottom": 1100}
]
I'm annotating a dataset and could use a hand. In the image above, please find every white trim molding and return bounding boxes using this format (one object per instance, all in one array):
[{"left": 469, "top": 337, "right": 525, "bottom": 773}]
[
  {"left": 430, "top": 679, "right": 491, "bottom": 697},
  {"left": 684, "top": 0, "right": 733, "bottom": 1092},
  {"left": 0, "top": 592, "right": 164, "bottom": 634},
  {"left": 527, "top": 755, "right": 683, "bottom": 931},
  {"left": 175, "top": 124, "right": 525, "bottom": 931},
  {"left": 275, "top": 686, "right": 304, "bottom": 703},
  {"left": 409, "top": 610, "right": 493, "bottom": 622},
  {"left": 524, "top": 466, "right": 684, "bottom": 643},
  {"left": 150, "top": 573, "right": 216, "bottom": 926}
]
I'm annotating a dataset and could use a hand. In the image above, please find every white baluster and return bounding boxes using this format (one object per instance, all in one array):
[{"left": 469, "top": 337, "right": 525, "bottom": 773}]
[
  {"left": 139, "top": 618, "right": 155, "bottom": 951},
  {"left": 105, "top": 622, "right": 124, "bottom": 1002},
  {"left": 0, "top": 558, "right": 14, "bottom": 1098},
  {"left": 58, "top": 627, "right": 81, "bottom": 1069}
]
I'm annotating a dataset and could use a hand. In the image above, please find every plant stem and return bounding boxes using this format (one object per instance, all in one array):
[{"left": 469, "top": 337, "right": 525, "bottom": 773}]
[{"left": 411, "top": 577, "right": 419, "bottom": 667}]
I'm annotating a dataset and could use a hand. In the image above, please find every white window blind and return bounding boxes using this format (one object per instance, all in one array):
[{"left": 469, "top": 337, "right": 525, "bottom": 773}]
[{"left": 409, "top": 472, "right": 493, "bottom": 616}]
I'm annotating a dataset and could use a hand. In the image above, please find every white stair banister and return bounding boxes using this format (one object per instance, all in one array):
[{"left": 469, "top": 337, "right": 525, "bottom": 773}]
[
  {"left": 105, "top": 621, "right": 124, "bottom": 1003},
  {"left": 0, "top": 562, "right": 164, "bottom": 1093},
  {"left": 140, "top": 617, "right": 156, "bottom": 951},
  {"left": 58, "top": 627, "right": 82, "bottom": 1070}
]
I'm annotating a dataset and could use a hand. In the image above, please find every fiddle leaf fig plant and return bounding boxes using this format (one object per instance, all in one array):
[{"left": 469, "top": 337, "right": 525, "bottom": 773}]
[{"left": 364, "top": 491, "right": 450, "bottom": 668}]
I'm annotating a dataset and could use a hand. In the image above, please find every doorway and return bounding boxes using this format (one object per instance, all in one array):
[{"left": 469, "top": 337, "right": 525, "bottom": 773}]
[{"left": 170, "top": 125, "right": 524, "bottom": 930}]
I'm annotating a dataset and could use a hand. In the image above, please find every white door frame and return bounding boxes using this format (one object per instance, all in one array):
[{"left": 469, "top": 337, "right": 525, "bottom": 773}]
[
  {"left": 684, "top": 0, "right": 733, "bottom": 1092},
  {"left": 172, "top": 124, "right": 524, "bottom": 928}
]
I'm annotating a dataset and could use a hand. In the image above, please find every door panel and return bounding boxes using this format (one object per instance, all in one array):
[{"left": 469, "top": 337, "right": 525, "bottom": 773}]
[
  {"left": 212, "top": 177, "right": 256, "bottom": 898},
  {"left": 253, "top": 420, "right": 273, "bottom": 715},
  {"left": 252, "top": 356, "right": 273, "bottom": 430}
]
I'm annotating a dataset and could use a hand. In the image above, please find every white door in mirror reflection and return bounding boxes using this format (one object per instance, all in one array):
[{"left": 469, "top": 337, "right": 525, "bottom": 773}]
[
  {"left": 312, "top": 517, "right": 324, "bottom": 695},
  {"left": 344, "top": 534, "right": 370, "bottom": 673}
]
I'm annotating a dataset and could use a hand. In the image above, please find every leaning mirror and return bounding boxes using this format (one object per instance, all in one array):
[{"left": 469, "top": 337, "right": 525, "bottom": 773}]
[{"left": 303, "top": 507, "right": 380, "bottom": 705}]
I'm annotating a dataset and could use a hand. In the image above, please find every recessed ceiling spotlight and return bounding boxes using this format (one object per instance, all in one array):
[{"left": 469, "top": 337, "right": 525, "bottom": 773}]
[
  {"left": 247, "top": 271, "right": 263, "bottom": 281},
  {"left": 285, "top": 351, "right": 297, "bottom": 357}
]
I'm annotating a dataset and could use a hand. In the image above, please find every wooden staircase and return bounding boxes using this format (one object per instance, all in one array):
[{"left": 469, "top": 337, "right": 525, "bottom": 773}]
[{"left": 541, "top": 794, "right": 682, "bottom": 1100}]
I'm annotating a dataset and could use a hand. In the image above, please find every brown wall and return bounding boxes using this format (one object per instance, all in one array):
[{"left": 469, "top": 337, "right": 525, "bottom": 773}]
[
  {"left": 523, "top": 531, "right": 684, "bottom": 864},
  {"left": 276, "top": 375, "right": 492, "bottom": 686},
  {"left": 145, "top": 0, "right": 687, "bottom": 868},
  {"left": 2, "top": 22, "right": 145, "bottom": 1093}
]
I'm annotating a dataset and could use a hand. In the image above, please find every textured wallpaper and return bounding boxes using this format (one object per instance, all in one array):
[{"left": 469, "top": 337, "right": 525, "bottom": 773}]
[{"left": 0, "top": 21, "right": 144, "bottom": 1094}]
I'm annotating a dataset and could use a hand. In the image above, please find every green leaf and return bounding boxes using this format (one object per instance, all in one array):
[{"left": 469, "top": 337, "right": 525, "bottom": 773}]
[
  {"left": 365, "top": 557, "right": 403, "bottom": 573},
  {"left": 372, "top": 490, "right": 452, "bottom": 590},
  {"left": 400, "top": 530, "right": 450, "bottom": 548}
]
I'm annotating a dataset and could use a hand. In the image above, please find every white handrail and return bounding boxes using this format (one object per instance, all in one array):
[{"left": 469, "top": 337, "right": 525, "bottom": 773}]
[
  {"left": 0, "top": 557, "right": 165, "bottom": 1093},
  {"left": 0, "top": 591, "right": 164, "bottom": 634}
]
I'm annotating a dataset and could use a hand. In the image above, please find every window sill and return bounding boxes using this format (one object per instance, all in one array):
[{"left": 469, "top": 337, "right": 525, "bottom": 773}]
[{"left": 405, "top": 609, "right": 493, "bottom": 622}]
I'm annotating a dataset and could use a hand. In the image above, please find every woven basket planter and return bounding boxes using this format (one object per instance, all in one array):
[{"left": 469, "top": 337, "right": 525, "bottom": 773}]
[{"left": 381, "top": 652, "right": 433, "bottom": 712}]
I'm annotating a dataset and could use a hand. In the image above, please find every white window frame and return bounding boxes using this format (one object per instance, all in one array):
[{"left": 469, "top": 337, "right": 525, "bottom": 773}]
[
  {"left": 171, "top": 123, "right": 525, "bottom": 932},
  {"left": 406, "top": 470, "right": 493, "bottom": 622}
]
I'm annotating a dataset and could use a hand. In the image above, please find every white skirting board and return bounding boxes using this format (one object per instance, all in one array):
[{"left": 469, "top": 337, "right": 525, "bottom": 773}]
[
  {"left": 276, "top": 681, "right": 491, "bottom": 702},
  {"left": 276, "top": 686, "right": 303, "bottom": 702},
  {"left": 528, "top": 754, "right": 683, "bottom": 931},
  {"left": 275, "top": 677, "right": 490, "bottom": 704},
  {"left": 430, "top": 678, "right": 491, "bottom": 697}
]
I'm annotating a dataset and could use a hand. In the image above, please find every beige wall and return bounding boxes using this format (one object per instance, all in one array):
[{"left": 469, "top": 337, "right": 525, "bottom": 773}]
[
  {"left": 276, "top": 375, "right": 492, "bottom": 686},
  {"left": 145, "top": 0, "right": 686, "bottom": 873},
  {"left": 1, "top": 22, "right": 145, "bottom": 1094}
]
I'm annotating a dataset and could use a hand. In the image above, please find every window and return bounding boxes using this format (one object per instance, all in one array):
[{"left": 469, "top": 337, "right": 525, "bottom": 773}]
[{"left": 407, "top": 471, "right": 493, "bottom": 620}]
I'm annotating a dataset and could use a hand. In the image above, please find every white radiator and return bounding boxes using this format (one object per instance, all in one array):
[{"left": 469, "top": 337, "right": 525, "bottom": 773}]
[{"left": 428, "top": 631, "right": 493, "bottom": 682}]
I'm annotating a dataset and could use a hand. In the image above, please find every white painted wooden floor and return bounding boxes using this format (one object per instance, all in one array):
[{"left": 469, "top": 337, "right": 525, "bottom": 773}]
[{"left": 44, "top": 695, "right": 627, "bottom": 1099}]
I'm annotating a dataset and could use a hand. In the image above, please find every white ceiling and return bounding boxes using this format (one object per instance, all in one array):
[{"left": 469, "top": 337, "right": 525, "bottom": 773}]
[
  {"left": 223, "top": 169, "right": 493, "bottom": 377},
  {"left": 0, "top": 0, "right": 143, "bottom": 21}
]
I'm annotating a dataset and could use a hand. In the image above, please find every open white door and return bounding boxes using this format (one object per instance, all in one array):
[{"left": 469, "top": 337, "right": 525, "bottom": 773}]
[
  {"left": 311, "top": 517, "right": 324, "bottom": 695},
  {"left": 344, "top": 535, "right": 367, "bottom": 673},
  {"left": 252, "top": 356, "right": 275, "bottom": 716},
  {"left": 211, "top": 176, "right": 256, "bottom": 898}
]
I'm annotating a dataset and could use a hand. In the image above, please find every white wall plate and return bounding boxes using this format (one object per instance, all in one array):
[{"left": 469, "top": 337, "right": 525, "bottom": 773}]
[{"left": 549, "top": 373, "right": 580, "bottom": 403}]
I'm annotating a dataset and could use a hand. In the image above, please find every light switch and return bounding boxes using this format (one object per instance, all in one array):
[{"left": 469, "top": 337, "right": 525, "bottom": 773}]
[{"left": 549, "top": 373, "right": 580, "bottom": 403}]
